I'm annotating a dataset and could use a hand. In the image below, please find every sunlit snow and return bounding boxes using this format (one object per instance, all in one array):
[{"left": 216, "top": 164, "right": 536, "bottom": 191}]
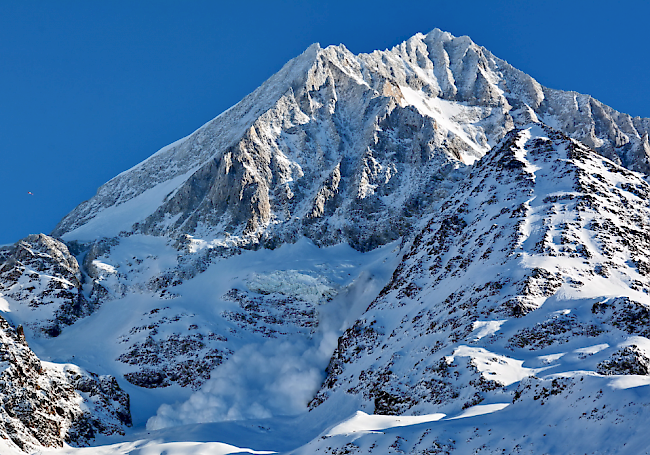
[{"left": 325, "top": 410, "right": 446, "bottom": 436}]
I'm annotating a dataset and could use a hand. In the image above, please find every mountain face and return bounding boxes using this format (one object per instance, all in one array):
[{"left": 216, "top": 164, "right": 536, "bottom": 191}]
[
  {"left": 0, "top": 235, "right": 95, "bottom": 337},
  {"left": 311, "top": 124, "right": 650, "bottom": 414},
  {"left": 0, "top": 237, "right": 131, "bottom": 452},
  {"left": 298, "top": 126, "right": 650, "bottom": 454},
  {"left": 0, "top": 315, "right": 130, "bottom": 452},
  {"left": 52, "top": 29, "right": 650, "bottom": 251},
  {"left": 2, "top": 29, "right": 650, "bottom": 454}
]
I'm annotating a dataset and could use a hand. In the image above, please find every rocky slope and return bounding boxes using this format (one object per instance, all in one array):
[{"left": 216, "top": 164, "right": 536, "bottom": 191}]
[
  {"left": 304, "top": 124, "right": 650, "bottom": 452},
  {"left": 0, "top": 234, "right": 96, "bottom": 337},
  {"left": 0, "top": 237, "right": 133, "bottom": 452},
  {"left": 0, "top": 315, "right": 130, "bottom": 453}
]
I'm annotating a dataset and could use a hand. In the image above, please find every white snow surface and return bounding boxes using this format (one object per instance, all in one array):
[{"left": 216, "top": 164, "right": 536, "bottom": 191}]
[
  {"left": 61, "top": 172, "right": 195, "bottom": 241},
  {"left": 448, "top": 346, "right": 546, "bottom": 386},
  {"left": 471, "top": 320, "right": 507, "bottom": 341},
  {"left": 51, "top": 440, "right": 276, "bottom": 455},
  {"left": 445, "top": 403, "right": 510, "bottom": 420},
  {"left": 325, "top": 410, "right": 445, "bottom": 436},
  {"left": 0, "top": 294, "right": 9, "bottom": 312}
]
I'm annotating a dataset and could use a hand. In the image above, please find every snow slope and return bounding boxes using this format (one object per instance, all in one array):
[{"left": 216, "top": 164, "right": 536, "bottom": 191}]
[{"left": 15, "top": 125, "right": 649, "bottom": 455}]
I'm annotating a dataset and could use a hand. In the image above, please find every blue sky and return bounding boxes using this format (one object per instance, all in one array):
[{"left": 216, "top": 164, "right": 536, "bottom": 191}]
[{"left": 1, "top": 0, "right": 649, "bottom": 244}]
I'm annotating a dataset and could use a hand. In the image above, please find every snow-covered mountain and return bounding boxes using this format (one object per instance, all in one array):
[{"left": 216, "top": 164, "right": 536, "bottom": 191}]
[
  {"left": 1, "top": 29, "right": 650, "bottom": 454},
  {"left": 303, "top": 124, "right": 650, "bottom": 452},
  {"left": 52, "top": 29, "right": 650, "bottom": 251}
]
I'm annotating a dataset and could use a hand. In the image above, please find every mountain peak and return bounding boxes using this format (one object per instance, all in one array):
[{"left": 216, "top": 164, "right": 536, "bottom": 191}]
[
  {"left": 425, "top": 27, "right": 468, "bottom": 43},
  {"left": 52, "top": 28, "right": 650, "bottom": 252}
]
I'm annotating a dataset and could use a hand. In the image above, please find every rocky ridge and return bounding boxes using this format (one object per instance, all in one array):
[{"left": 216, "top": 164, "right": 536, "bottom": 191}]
[
  {"left": 0, "top": 234, "right": 96, "bottom": 337},
  {"left": 0, "top": 315, "right": 130, "bottom": 452}
]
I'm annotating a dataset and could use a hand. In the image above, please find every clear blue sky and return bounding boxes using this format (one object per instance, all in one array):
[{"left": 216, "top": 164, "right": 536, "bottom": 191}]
[{"left": 1, "top": 0, "right": 648, "bottom": 244}]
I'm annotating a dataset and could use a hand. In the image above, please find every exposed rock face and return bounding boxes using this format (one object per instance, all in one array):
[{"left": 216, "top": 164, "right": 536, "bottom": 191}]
[
  {"left": 311, "top": 125, "right": 650, "bottom": 416},
  {"left": 598, "top": 345, "right": 650, "bottom": 376},
  {"left": 116, "top": 306, "right": 231, "bottom": 390},
  {"left": 0, "top": 315, "right": 130, "bottom": 452},
  {"left": 0, "top": 234, "right": 95, "bottom": 337},
  {"left": 52, "top": 30, "right": 650, "bottom": 253}
]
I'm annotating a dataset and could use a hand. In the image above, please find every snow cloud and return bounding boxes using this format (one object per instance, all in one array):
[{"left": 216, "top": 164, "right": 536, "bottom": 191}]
[
  {"left": 147, "top": 333, "right": 337, "bottom": 430},
  {"left": 146, "top": 241, "right": 397, "bottom": 431}
]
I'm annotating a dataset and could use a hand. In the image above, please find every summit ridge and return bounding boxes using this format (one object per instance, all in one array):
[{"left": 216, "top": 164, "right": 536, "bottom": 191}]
[{"left": 53, "top": 29, "right": 650, "bottom": 250}]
